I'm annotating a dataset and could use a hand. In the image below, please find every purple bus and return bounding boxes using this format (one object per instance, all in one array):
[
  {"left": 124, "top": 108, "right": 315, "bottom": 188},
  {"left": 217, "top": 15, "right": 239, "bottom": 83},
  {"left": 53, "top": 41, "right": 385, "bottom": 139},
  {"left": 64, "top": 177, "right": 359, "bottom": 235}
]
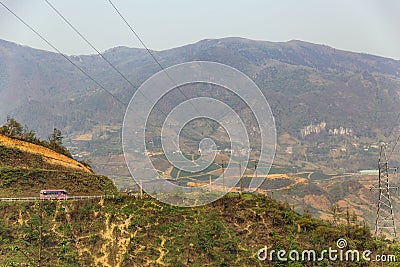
[{"left": 40, "top": 189, "right": 68, "bottom": 200}]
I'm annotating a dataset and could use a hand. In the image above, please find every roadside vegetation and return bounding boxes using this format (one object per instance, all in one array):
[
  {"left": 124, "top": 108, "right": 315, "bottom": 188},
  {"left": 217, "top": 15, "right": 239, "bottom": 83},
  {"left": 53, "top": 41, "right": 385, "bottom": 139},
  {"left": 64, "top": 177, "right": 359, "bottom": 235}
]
[{"left": 0, "top": 193, "right": 399, "bottom": 266}]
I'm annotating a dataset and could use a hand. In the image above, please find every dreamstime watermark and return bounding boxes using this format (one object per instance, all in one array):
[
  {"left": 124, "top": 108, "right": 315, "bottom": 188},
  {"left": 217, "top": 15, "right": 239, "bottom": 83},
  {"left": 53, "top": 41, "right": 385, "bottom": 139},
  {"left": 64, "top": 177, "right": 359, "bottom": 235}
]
[
  {"left": 257, "top": 238, "right": 396, "bottom": 263},
  {"left": 122, "top": 61, "right": 276, "bottom": 207}
]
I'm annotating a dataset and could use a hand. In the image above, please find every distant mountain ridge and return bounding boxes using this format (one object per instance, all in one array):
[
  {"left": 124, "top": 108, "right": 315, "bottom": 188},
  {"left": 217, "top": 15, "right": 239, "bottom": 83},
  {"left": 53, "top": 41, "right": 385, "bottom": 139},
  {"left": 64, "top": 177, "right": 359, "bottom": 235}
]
[{"left": 169, "top": 37, "right": 400, "bottom": 75}]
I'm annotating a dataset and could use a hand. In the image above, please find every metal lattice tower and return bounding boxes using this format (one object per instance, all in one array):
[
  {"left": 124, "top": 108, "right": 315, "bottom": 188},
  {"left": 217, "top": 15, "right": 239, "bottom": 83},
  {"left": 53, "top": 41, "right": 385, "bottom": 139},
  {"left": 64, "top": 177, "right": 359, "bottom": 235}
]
[{"left": 372, "top": 145, "right": 398, "bottom": 238}]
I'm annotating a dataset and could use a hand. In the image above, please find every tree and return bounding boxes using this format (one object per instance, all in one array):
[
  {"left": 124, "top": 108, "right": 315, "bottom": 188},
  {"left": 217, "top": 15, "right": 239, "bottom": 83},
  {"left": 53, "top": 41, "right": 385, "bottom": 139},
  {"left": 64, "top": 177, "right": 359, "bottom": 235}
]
[
  {"left": 23, "top": 125, "right": 37, "bottom": 143},
  {"left": 329, "top": 204, "right": 341, "bottom": 225},
  {"left": 47, "top": 128, "right": 72, "bottom": 158},
  {"left": 48, "top": 128, "right": 63, "bottom": 150},
  {"left": 0, "top": 116, "right": 23, "bottom": 137}
]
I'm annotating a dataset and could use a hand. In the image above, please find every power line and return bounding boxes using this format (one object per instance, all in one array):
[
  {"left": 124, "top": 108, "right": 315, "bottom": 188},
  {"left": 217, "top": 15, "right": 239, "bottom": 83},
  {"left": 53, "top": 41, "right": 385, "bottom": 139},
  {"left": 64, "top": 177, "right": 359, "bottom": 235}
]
[
  {"left": 106, "top": 0, "right": 168, "bottom": 77},
  {"left": 385, "top": 111, "right": 400, "bottom": 161},
  {"left": 44, "top": 0, "right": 176, "bottom": 120},
  {"left": 106, "top": 0, "right": 199, "bottom": 112},
  {"left": 3, "top": 0, "right": 217, "bottom": 152},
  {"left": 0, "top": 0, "right": 181, "bottom": 151},
  {"left": 0, "top": 1, "right": 127, "bottom": 108},
  {"left": 44, "top": 0, "right": 140, "bottom": 93},
  {"left": 386, "top": 112, "right": 400, "bottom": 141},
  {"left": 388, "top": 134, "right": 400, "bottom": 162}
]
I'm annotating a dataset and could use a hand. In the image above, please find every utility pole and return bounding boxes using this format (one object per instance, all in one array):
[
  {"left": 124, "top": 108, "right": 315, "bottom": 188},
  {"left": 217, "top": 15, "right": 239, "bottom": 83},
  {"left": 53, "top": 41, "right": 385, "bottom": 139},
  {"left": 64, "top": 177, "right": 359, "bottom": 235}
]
[
  {"left": 221, "top": 160, "right": 225, "bottom": 191},
  {"left": 254, "top": 161, "right": 258, "bottom": 180},
  {"left": 254, "top": 160, "right": 258, "bottom": 192},
  {"left": 371, "top": 145, "right": 398, "bottom": 238},
  {"left": 38, "top": 202, "right": 43, "bottom": 267},
  {"left": 140, "top": 180, "right": 143, "bottom": 199},
  {"left": 239, "top": 163, "right": 242, "bottom": 197}
]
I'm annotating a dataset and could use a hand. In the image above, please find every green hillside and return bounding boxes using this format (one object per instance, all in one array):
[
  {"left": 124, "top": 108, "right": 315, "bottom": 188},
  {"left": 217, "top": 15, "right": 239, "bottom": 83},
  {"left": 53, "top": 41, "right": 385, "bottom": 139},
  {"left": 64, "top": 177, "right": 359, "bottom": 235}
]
[{"left": 1, "top": 193, "right": 398, "bottom": 266}]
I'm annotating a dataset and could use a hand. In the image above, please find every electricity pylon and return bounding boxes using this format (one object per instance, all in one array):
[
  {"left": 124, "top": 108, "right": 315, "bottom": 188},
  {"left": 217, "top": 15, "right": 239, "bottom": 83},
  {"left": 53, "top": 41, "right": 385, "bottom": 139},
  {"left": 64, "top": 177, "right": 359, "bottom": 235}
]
[{"left": 371, "top": 145, "right": 398, "bottom": 238}]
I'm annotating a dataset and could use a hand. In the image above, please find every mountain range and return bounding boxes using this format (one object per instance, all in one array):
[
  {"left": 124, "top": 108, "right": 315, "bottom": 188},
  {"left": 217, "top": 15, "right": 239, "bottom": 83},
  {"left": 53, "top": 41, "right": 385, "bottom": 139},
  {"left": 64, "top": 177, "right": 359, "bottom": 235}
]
[
  {"left": 1, "top": 37, "right": 400, "bottom": 172},
  {"left": 2, "top": 37, "right": 400, "bottom": 226}
]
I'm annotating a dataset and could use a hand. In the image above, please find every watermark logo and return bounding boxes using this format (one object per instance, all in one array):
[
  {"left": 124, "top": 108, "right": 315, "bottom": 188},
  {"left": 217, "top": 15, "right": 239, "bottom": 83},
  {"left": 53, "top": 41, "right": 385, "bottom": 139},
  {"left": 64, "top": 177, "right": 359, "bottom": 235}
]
[
  {"left": 122, "top": 61, "right": 276, "bottom": 207},
  {"left": 257, "top": 238, "right": 396, "bottom": 263},
  {"left": 336, "top": 238, "right": 347, "bottom": 249}
]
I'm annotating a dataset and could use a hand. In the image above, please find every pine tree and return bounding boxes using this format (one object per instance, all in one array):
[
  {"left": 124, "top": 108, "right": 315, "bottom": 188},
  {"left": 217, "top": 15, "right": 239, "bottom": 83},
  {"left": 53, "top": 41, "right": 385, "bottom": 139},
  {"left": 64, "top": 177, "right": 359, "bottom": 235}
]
[{"left": 48, "top": 128, "right": 63, "bottom": 150}]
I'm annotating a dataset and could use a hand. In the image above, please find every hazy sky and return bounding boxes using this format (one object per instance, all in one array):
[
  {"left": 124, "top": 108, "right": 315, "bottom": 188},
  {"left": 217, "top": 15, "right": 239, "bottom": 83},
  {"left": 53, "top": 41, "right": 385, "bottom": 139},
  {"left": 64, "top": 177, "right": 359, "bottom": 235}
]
[{"left": 0, "top": 0, "right": 399, "bottom": 59}]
